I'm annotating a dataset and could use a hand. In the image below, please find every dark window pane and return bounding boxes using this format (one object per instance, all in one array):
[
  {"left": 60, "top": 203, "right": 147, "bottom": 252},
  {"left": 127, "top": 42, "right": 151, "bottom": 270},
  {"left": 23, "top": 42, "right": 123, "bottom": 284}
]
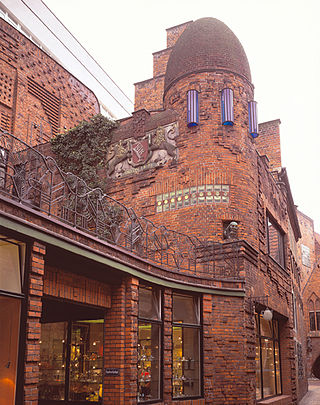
[
  {"left": 316, "top": 312, "right": 320, "bottom": 331},
  {"left": 138, "top": 322, "right": 160, "bottom": 402},
  {"left": 310, "top": 312, "right": 316, "bottom": 331},
  {"left": 173, "top": 294, "right": 199, "bottom": 325},
  {"left": 39, "top": 322, "right": 67, "bottom": 400},
  {"left": 69, "top": 320, "right": 103, "bottom": 402},
  {"left": 139, "top": 286, "right": 160, "bottom": 320},
  {"left": 173, "top": 326, "right": 200, "bottom": 398}
]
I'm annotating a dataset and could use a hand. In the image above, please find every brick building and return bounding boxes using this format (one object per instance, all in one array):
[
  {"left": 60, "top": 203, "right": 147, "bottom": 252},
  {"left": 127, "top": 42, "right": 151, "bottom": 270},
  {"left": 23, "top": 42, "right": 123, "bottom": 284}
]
[
  {"left": 297, "top": 211, "right": 320, "bottom": 378},
  {"left": 0, "top": 16, "right": 309, "bottom": 405},
  {"left": 0, "top": 17, "right": 99, "bottom": 145}
]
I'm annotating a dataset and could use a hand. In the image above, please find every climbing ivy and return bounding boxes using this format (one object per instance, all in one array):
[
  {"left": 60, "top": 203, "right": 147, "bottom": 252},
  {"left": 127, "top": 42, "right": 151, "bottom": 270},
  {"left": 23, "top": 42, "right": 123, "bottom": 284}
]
[{"left": 51, "top": 114, "right": 117, "bottom": 190}]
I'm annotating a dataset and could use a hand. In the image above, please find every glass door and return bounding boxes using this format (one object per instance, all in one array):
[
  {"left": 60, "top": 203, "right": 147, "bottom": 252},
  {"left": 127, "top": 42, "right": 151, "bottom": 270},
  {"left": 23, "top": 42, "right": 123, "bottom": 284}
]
[{"left": 0, "top": 297, "right": 21, "bottom": 405}]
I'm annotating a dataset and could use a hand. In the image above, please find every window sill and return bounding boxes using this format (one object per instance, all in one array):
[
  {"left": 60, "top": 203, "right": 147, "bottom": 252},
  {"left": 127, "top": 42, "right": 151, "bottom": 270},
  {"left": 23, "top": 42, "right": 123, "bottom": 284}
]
[{"left": 258, "top": 394, "right": 291, "bottom": 405}]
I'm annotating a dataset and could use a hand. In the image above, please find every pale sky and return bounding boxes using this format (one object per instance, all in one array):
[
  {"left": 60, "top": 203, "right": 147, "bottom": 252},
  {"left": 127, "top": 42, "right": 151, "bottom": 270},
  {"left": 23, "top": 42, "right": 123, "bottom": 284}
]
[{"left": 45, "top": 0, "right": 320, "bottom": 232}]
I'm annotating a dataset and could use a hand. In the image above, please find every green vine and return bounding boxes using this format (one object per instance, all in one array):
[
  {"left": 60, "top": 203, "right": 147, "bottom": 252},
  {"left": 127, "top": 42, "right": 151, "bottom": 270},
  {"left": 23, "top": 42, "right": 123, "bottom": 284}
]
[{"left": 51, "top": 114, "right": 117, "bottom": 190}]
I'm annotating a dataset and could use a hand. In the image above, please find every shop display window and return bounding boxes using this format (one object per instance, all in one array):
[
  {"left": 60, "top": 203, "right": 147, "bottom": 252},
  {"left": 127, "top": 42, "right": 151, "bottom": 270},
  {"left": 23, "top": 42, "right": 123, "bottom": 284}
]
[
  {"left": 39, "top": 319, "right": 103, "bottom": 403},
  {"left": 0, "top": 237, "right": 25, "bottom": 295},
  {"left": 255, "top": 314, "right": 282, "bottom": 400},
  {"left": 0, "top": 296, "right": 21, "bottom": 405},
  {"left": 138, "top": 285, "right": 162, "bottom": 402},
  {"left": 172, "top": 293, "right": 201, "bottom": 399}
]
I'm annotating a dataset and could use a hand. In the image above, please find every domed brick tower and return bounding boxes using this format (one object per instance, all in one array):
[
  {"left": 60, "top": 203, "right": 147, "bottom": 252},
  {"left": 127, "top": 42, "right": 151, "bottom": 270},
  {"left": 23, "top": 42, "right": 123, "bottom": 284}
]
[
  {"left": 108, "top": 18, "right": 261, "bottom": 249},
  {"left": 161, "top": 17, "right": 258, "bottom": 245}
]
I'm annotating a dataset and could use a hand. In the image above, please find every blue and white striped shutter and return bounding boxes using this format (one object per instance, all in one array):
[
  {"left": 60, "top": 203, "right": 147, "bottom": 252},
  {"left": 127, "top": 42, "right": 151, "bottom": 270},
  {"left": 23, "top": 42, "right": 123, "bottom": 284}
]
[
  {"left": 221, "top": 88, "right": 234, "bottom": 126},
  {"left": 248, "top": 101, "right": 258, "bottom": 138},
  {"left": 187, "top": 90, "right": 199, "bottom": 127}
]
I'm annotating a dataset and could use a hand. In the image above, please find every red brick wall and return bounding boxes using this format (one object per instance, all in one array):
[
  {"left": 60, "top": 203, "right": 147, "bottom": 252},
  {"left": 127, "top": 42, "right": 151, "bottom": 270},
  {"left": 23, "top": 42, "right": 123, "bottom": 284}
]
[
  {"left": 256, "top": 120, "right": 282, "bottom": 171},
  {"left": 43, "top": 266, "right": 112, "bottom": 308},
  {"left": 0, "top": 18, "right": 99, "bottom": 145},
  {"left": 134, "top": 76, "right": 165, "bottom": 111}
]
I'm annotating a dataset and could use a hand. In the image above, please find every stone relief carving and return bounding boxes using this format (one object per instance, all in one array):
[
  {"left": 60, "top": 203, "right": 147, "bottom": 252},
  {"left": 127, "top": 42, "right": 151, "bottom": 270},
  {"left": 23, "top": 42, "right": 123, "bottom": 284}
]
[{"left": 107, "top": 122, "right": 178, "bottom": 178}]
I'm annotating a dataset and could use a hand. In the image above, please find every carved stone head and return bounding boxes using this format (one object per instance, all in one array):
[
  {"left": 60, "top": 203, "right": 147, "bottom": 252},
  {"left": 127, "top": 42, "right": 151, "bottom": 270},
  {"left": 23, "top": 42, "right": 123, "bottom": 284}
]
[{"left": 224, "top": 221, "right": 238, "bottom": 239}]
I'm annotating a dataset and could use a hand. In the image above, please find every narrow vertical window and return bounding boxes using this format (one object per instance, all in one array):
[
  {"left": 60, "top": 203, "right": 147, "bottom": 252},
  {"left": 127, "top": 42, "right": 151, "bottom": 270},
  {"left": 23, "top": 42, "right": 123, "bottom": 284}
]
[
  {"left": 267, "top": 215, "right": 285, "bottom": 267},
  {"left": 248, "top": 101, "right": 259, "bottom": 138},
  {"left": 187, "top": 90, "right": 199, "bottom": 127},
  {"left": 138, "top": 285, "right": 162, "bottom": 402},
  {"left": 172, "top": 293, "right": 201, "bottom": 399},
  {"left": 309, "top": 299, "right": 316, "bottom": 331},
  {"left": 255, "top": 314, "right": 282, "bottom": 400},
  {"left": 221, "top": 88, "right": 234, "bottom": 126}
]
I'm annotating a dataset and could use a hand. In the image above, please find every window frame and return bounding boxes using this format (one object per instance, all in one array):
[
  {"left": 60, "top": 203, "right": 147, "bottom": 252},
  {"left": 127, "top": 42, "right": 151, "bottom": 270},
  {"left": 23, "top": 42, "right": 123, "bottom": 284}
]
[
  {"left": 39, "top": 318, "right": 104, "bottom": 404},
  {"left": 137, "top": 284, "right": 163, "bottom": 404},
  {"left": 308, "top": 299, "right": 320, "bottom": 331},
  {"left": 266, "top": 214, "right": 285, "bottom": 268},
  {"left": 255, "top": 314, "right": 282, "bottom": 400},
  {"left": 172, "top": 292, "right": 202, "bottom": 400}
]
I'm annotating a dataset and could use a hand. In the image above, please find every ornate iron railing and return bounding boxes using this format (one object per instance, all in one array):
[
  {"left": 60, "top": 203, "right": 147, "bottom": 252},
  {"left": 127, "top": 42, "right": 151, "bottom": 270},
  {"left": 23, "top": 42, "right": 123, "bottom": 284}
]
[{"left": 0, "top": 129, "right": 241, "bottom": 279}]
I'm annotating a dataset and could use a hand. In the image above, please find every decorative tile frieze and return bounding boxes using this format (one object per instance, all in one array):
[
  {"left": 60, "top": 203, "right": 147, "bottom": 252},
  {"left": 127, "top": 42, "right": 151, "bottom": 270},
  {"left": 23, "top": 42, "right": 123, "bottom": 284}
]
[{"left": 156, "top": 184, "right": 229, "bottom": 212}]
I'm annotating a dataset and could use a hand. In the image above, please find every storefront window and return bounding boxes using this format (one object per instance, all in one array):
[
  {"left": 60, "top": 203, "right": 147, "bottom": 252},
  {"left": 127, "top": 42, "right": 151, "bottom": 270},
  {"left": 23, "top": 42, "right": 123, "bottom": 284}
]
[
  {"left": 39, "top": 319, "right": 103, "bottom": 403},
  {"left": 39, "top": 322, "right": 67, "bottom": 401},
  {"left": 138, "top": 285, "right": 161, "bottom": 402},
  {"left": 172, "top": 293, "right": 201, "bottom": 399},
  {"left": 0, "top": 297, "right": 21, "bottom": 405},
  {"left": 255, "top": 314, "right": 282, "bottom": 400},
  {"left": 0, "top": 237, "right": 25, "bottom": 294}
]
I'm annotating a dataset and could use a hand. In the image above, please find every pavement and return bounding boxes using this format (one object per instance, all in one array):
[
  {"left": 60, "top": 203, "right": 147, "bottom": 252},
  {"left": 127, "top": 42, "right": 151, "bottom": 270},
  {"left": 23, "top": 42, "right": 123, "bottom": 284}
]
[{"left": 299, "top": 379, "right": 320, "bottom": 404}]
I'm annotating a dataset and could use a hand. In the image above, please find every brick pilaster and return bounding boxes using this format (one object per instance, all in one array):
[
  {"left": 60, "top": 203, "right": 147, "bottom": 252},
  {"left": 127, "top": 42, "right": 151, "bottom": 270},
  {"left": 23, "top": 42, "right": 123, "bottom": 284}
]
[
  {"left": 24, "top": 241, "right": 45, "bottom": 405},
  {"left": 103, "top": 276, "right": 139, "bottom": 404},
  {"left": 124, "top": 277, "right": 139, "bottom": 404},
  {"left": 163, "top": 289, "right": 172, "bottom": 401}
]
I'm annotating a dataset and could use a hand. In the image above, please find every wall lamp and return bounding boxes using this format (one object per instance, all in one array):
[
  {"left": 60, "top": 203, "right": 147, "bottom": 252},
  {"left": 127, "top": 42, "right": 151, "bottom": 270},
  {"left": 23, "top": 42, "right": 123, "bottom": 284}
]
[{"left": 250, "top": 295, "right": 273, "bottom": 321}]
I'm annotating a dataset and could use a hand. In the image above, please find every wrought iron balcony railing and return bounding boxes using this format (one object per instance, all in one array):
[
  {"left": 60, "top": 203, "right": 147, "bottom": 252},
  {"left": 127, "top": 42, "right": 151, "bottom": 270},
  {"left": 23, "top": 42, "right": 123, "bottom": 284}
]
[{"left": 0, "top": 129, "right": 241, "bottom": 279}]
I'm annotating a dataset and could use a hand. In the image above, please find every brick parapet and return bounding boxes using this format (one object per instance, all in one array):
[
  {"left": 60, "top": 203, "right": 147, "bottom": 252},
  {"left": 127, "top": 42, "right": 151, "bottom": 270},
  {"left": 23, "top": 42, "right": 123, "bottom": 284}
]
[
  {"left": 153, "top": 48, "right": 172, "bottom": 77},
  {"left": 134, "top": 75, "right": 165, "bottom": 111},
  {"left": 0, "top": 196, "right": 246, "bottom": 290},
  {"left": 24, "top": 241, "right": 46, "bottom": 405}
]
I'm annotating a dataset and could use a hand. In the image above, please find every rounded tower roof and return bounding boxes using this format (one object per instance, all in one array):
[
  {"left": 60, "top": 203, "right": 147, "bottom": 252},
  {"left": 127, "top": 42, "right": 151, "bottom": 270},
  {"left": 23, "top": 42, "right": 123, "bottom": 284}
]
[{"left": 164, "top": 18, "right": 251, "bottom": 93}]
